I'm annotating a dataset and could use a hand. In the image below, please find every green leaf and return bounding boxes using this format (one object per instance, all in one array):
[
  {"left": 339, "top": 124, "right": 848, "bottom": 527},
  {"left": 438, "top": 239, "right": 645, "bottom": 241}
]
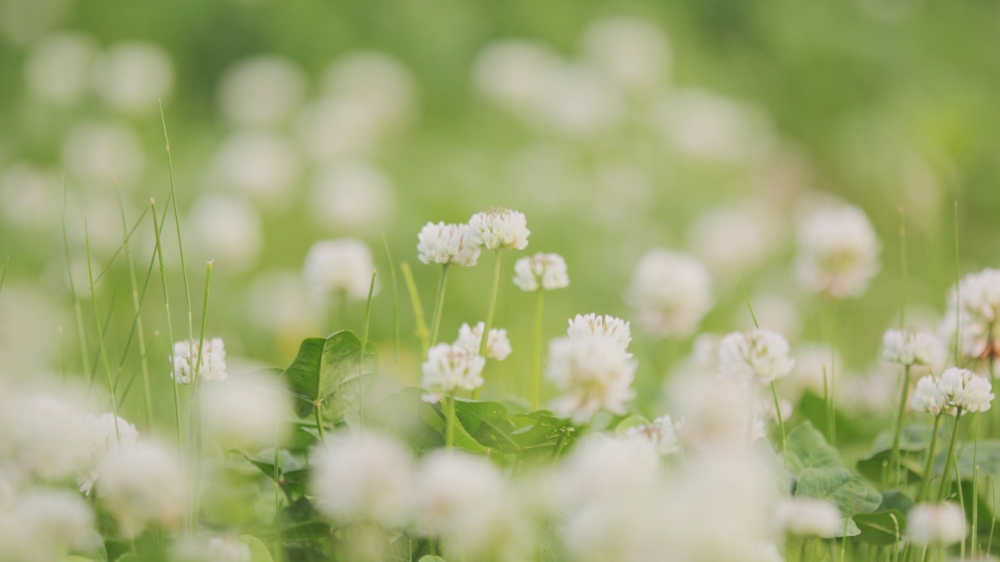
[
  {"left": 454, "top": 399, "right": 519, "bottom": 453},
  {"left": 785, "top": 421, "right": 844, "bottom": 476},
  {"left": 240, "top": 535, "right": 275, "bottom": 562},
  {"left": 62, "top": 557, "right": 95, "bottom": 562},
  {"left": 282, "top": 332, "right": 376, "bottom": 420},
  {"left": 935, "top": 440, "right": 1000, "bottom": 478},
  {"left": 510, "top": 411, "right": 573, "bottom": 448},
  {"left": 418, "top": 557, "right": 447, "bottom": 562},
  {"left": 798, "top": 391, "right": 863, "bottom": 443},
  {"left": 853, "top": 510, "right": 905, "bottom": 545},
  {"left": 856, "top": 449, "right": 923, "bottom": 485},
  {"left": 114, "top": 555, "right": 138, "bottom": 562},
  {"left": 282, "top": 337, "right": 327, "bottom": 418},
  {"left": 795, "top": 467, "right": 882, "bottom": 518},
  {"left": 363, "top": 388, "right": 488, "bottom": 454},
  {"left": 281, "top": 522, "right": 331, "bottom": 542}
]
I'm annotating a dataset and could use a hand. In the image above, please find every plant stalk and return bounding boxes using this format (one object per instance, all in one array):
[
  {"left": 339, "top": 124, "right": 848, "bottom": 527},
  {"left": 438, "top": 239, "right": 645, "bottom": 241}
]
[
  {"left": 918, "top": 414, "right": 943, "bottom": 502},
  {"left": 937, "top": 408, "right": 963, "bottom": 501},
  {"left": 429, "top": 264, "right": 450, "bottom": 346},
  {"left": 771, "top": 380, "right": 787, "bottom": 468},
  {"left": 890, "top": 365, "right": 912, "bottom": 487},
  {"left": 531, "top": 289, "right": 545, "bottom": 410}
]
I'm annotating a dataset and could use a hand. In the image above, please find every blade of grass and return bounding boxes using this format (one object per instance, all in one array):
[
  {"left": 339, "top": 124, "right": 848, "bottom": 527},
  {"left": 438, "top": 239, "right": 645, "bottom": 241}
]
[
  {"left": 160, "top": 103, "right": 195, "bottom": 344},
  {"left": 151, "top": 199, "right": 185, "bottom": 460},
  {"left": 117, "top": 331, "right": 161, "bottom": 408},
  {"left": 401, "top": 261, "right": 429, "bottom": 355},
  {"left": 85, "top": 220, "right": 121, "bottom": 443},
  {"left": 0, "top": 256, "right": 9, "bottom": 299},
  {"left": 190, "top": 261, "right": 213, "bottom": 531},
  {"left": 381, "top": 234, "right": 400, "bottom": 371},
  {"left": 63, "top": 180, "right": 92, "bottom": 387},
  {"left": 358, "top": 269, "right": 376, "bottom": 429}
]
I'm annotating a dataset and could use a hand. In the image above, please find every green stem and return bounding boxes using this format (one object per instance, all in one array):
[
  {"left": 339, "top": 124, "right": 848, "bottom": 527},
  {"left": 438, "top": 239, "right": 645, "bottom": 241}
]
[
  {"left": 771, "top": 381, "right": 787, "bottom": 468},
  {"left": 937, "top": 408, "right": 963, "bottom": 501},
  {"left": 315, "top": 403, "right": 326, "bottom": 442},
  {"left": 359, "top": 270, "right": 376, "bottom": 429},
  {"left": 479, "top": 250, "right": 503, "bottom": 358},
  {"left": 117, "top": 195, "right": 155, "bottom": 431},
  {"left": 531, "top": 289, "right": 545, "bottom": 411},
  {"left": 151, "top": 200, "right": 184, "bottom": 461},
  {"left": 429, "top": 264, "right": 450, "bottom": 346},
  {"left": 160, "top": 104, "right": 194, "bottom": 345},
  {"left": 382, "top": 234, "right": 400, "bottom": 371},
  {"left": 446, "top": 393, "right": 456, "bottom": 451},
  {"left": 63, "top": 183, "right": 92, "bottom": 389},
  {"left": 84, "top": 222, "right": 121, "bottom": 444},
  {"left": 918, "top": 414, "right": 942, "bottom": 502},
  {"left": 190, "top": 262, "right": 213, "bottom": 531},
  {"left": 890, "top": 365, "right": 912, "bottom": 487},
  {"left": 400, "top": 261, "right": 429, "bottom": 355}
]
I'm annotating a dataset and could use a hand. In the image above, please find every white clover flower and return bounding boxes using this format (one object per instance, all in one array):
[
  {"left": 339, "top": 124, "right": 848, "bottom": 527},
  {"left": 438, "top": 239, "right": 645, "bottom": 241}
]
[
  {"left": 546, "top": 336, "right": 637, "bottom": 424},
  {"left": 557, "top": 434, "right": 660, "bottom": 508},
  {"left": 774, "top": 497, "right": 841, "bottom": 537},
  {"left": 309, "top": 159, "right": 396, "bottom": 234},
  {"left": 0, "top": 489, "right": 95, "bottom": 562},
  {"left": 718, "top": 329, "right": 795, "bottom": 385},
  {"left": 206, "top": 536, "right": 251, "bottom": 562},
  {"left": 513, "top": 252, "right": 569, "bottom": 291},
  {"left": 626, "top": 249, "right": 713, "bottom": 338},
  {"left": 624, "top": 415, "right": 682, "bottom": 456},
  {"left": 171, "top": 338, "right": 227, "bottom": 384},
  {"left": 942, "top": 268, "right": 1000, "bottom": 360},
  {"left": 667, "top": 374, "right": 756, "bottom": 450},
  {"left": 757, "top": 398, "right": 793, "bottom": 426},
  {"left": 310, "top": 431, "right": 414, "bottom": 527},
  {"left": 218, "top": 55, "right": 306, "bottom": 127},
  {"left": 417, "top": 222, "right": 481, "bottom": 266},
  {"left": 794, "top": 203, "right": 881, "bottom": 299},
  {"left": 79, "top": 413, "right": 138, "bottom": 495},
  {"left": 200, "top": 371, "right": 290, "bottom": 449},
  {"left": 469, "top": 208, "right": 530, "bottom": 251},
  {"left": 937, "top": 367, "right": 994, "bottom": 414},
  {"left": 321, "top": 52, "right": 417, "bottom": 137},
  {"left": 91, "top": 42, "right": 174, "bottom": 115},
  {"left": 907, "top": 502, "right": 966, "bottom": 546},
  {"left": 211, "top": 130, "right": 303, "bottom": 209},
  {"left": 25, "top": 32, "right": 97, "bottom": 107},
  {"left": 567, "top": 313, "right": 632, "bottom": 352},
  {"left": 414, "top": 450, "right": 505, "bottom": 538},
  {"left": 303, "top": 238, "right": 377, "bottom": 303},
  {"left": 421, "top": 343, "right": 487, "bottom": 403},
  {"left": 190, "top": 192, "right": 262, "bottom": 272},
  {"left": 97, "top": 442, "right": 187, "bottom": 538},
  {"left": 580, "top": 17, "right": 671, "bottom": 97},
  {"left": 911, "top": 375, "right": 946, "bottom": 415},
  {"left": 0, "top": 391, "right": 90, "bottom": 480},
  {"left": 473, "top": 40, "right": 563, "bottom": 117},
  {"left": 455, "top": 322, "right": 512, "bottom": 361},
  {"left": 882, "top": 329, "right": 946, "bottom": 367}
]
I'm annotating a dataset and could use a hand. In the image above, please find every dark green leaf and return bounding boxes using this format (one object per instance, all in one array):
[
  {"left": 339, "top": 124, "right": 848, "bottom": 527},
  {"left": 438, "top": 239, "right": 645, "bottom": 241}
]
[
  {"left": 454, "top": 399, "right": 519, "bottom": 453},
  {"left": 856, "top": 449, "right": 923, "bottom": 485},
  {"left": 795, "top": 467, "right": 882, "bottom": 518},
  {"left": 282, "top": 337, "right": 327, "bottom": 418},
  {"left": 240, "top": 535, "right": 275, "bottom": 562},
  {"left": 854, "top": 510, "right": 905, "bottom": 545},
  {"left": 785, "top": 421, "right": 844, "bottom": 476},
  {"left": 281, "top": 522, "right": 331, "bottom": 542}
]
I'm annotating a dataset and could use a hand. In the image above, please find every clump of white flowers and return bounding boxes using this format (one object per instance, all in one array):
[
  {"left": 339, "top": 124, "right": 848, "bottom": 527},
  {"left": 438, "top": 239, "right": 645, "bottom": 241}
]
[
  {"left": 718, "top": 329, "right": 795, "bottom": 385},
  {"left": 421, "top": 343, "right": 487, "bottom": 403},
  {"left": 310, "top": 431, "right": 414, "bottom": 527},
  {"left": 456, "top": 322, "right": 512, "bottom": 360},
  {"left": 0, "top": 489, "right": 95, "bottom": 562},
  {"left": 302, "top": 238, "right": 377, "bottom": 303},
  {"left": 624, "top": 415, "right": 682, "bottom": 456},
  {"left": 199, "top": 371, "right": 290, "bottom": 449},
  {"left": 206, "top": 536, "right": 251, "bottom": 562},
  {"left": 417, "top": 222, "right": 481, "bottom": 266},
  {"left": 0, "top": 390, "right": 91, "bottom": 481},
  {"left": 513, "top": 252, "right": 569, "bottom": 291},
  {"left": 906, "top": 502, "right": 966, "bottom": 546},
  {"left": 942, "top": 268, "right": 1000, "bottom": 360},
  {"left": 881, "top": 328, "right": 945, "bottom": 367},
  {"left": 546, "top": 336, "right": 636, "bottom": 424},
  {"left": 912, "top": 368, "right": 994, "bottom": 415},
  {"left": 774, "top": 497, "right": 841, "bottom": 537},
  {"left": 626, "top": 249, "right": 713, "bottom": 338},
  {"left": 794, "top": 203, "right": 881, "bottom": 299},
  {"left": 910, "top": 375, "right": 945, "bottom": 415},
  {"left": 567, "top": 313, "right": 632, "bottom": 352},
  {"left": 79, "top": 413, "right": 138, "bottom": 494},
  {"left": 469, "top": 208, "right": 530, "bottom": 250},
  {"left": 171, "top": 338, "right": 227, "bottom": 384},
  {"left": 97, "top": 441, "right": 187, "bottom": 538}
]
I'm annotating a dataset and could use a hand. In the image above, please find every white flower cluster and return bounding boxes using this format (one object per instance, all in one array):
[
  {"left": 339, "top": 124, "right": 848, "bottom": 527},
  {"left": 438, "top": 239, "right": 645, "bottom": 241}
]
[
  {"left": 567, "top": 313, "right": 632, "bottom": 352},
  {"left": 0, "top": 489, "right": 95, "bottom": 562},
  {"left": 774, "top": 497, "right": 841, "bottom": 537},
  {"left": 718, "top": 329, "right": 795, "bottom": 385},
  {"left": 546, "top": 335, "right": 636, "bottom": 424},
  {"left": 456, "top": 322, "right": 512, "bottom": 361},
  {"left": 417, "top": 222, "right": 481, "bottom": 266},
  {"left": 942, "top": 268, "right": 1000, "bottom": 360},
  {"left": 79, "top": 413, "right": 138, "bottom": 495},
  {"left": 199, "top": 371, "right": 290, "bottom": 449},
  {"left": 302, "top": 238, "right": 377, "bottom": 302},
  {"left": 624, "top": 415, "right": 683, "bottom": 456},
  {"left": 421, "top": 343, "right": 487, "bottom": 403},
  {"left": 513, "top": 252, "right": 569, "bottom": 291},
  {"left": 881, "top": 328, "right": 945, "bottom": 368},
  {"left": 794, "top": 203, "right": 881, "bottom": 299},
  {"left": 906, "top": 502, "right": 966, "bottom": 546},
  {"left": 97, "top": 441, "right": 187, "bottom": 538},
  {"left": 911, "top": 368, "right": 994, "bottom": 415},
  {"left": 626, "top": 249, "right": 713, "bottom": 338},
  {"left": 469, "top": 207, "right": 531, "bottom": 250},
  {"left": 171, "top": 338, "right": 227, "bottom": 385}
]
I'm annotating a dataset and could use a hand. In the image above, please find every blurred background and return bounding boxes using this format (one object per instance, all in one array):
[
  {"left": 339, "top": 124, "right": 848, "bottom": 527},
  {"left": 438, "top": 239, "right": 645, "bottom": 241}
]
[{"left": 1, "top": 0, "right": 998, "bottom": 426}]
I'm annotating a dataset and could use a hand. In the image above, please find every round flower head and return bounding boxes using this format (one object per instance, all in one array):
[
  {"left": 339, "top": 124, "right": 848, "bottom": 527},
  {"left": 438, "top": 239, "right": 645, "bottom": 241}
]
[
  {"left": 413, "top": 450, "right": 505, "bottom": 537},
  {"left": 171, "top": 337, "right": 227, "bottom": 384},
  {"left": 310, "top": 431, "right": 414, "bottom": 527},
  {"left": 97, "top": 441, "right": 187, "bottom": 538},
  {"left": 302, "top": 238, "right": 377, "bottom": 302},
  {"left": 546, "top": 336, "right": 637, "bottom": 424},
  {"left": 455, "top": 322, "right": 512, "bottom": 361},
  {"left": 626, "top": 249, "right": 713, "bottom": 338},
  {"left": 911, "top": 375, "right": 946, "bottom": 415},
  {"left": 718, "top": 329, "right": 795, "bottom": 385},
  {"left": 417, "top": 222, "right": 481, "bottom": 266},
  {"left": 882, "top": 329, "right": 946, "bottom": 368},
  {"left": 942, "top": 268, "right": 1000, "bottom": 360},
  {"left": 207, "top": 536, "right": 251, "bottom": 562},
  {"left": 469, "top": 207, "right": 530, "bottom": 250},
  {"left": 200, "top": 371, "right": 290, "bottom": 449},
  {"left": 794, "top": 203, "right": 881, "bottom": 300},
  {"left": 513, "top": 252, "right": 569, "bottom": 291},
  {"left": 624, "top": 415, "right": 682, "bottom": 456},
  {"left": 79, "top": 413, "right": 139, "bottom": 495},
  {"left": 421, "top": 343, "right": 487, "bottom": 403},
  {"left": 937, "top": 367, "right": 994, "bottom": 414},
  {"left": 907, "top": 502, "right": 966, "bottom": 546},
  {"left": 0, "top": 489, "right": 95, "bottom": 562},
  {"left": 567, "top": 313, "right": 632, "bottom": 352},
  {"left": 774, "top": 497, "right": 841, "bottom": 537}
]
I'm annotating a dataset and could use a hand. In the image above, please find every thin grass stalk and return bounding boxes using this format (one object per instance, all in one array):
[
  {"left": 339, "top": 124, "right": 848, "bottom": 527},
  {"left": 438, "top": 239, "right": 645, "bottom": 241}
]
[
  {"left": 151, "top": 200, "right": 184, "bottom": 459},
  {"left": 359, "top": 270, "right": 376, "bottom": 429},
  {"left": 478, "top": 249, "right": 503, "bottom": 358},
  {"left": 400, "top": 261, "right": 429, "bottom": 354},
  {"left": 85, "top": 221, "right": 121, "bottom": 443},
  {"left": 890, "top": 365, "right": 912, "bottom": 487},
  {"left": 429, "top": 264, "right": 450, "bottom": 346},
  {"left": 117, "top": 332, "right": 160, "bottom": 407},
  {"left": 937, "top": 408, "right": 963, "bottom": 501},
  {"left": 382, "top": 234, "right": 400, "bottom": 370},
  {"left": 190, "top": 261, "right": 213, "bottom": 530},
  {"left": 63, "top": 183, "right": 92, "bottom": 387},
  {"left": 771, "top": 380, "right": 788, "bottom": 468},
  {"left": 988, "top": 475, "right": 996, "bottom": 555},
  {"left": 530, "top": 289, "right": 545, "bottom": 410},
  {"left": 446, "top": 393, "right": 456, "bottom": 451},
  {"left": 0, "top": 256, "right": 8, "bottom": 298},
  {"left": 918, "top": 414, "right": 942, "bottom": 502},
  {"left": 973, "top": 414, "right": 981, "bottom": 555},
  {"left": 159, "top": 103, "right": 195, "bottom": 344}
]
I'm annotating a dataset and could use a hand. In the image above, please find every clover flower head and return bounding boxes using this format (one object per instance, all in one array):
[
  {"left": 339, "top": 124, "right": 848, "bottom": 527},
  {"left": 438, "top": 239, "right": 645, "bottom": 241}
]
[
  {"left": 907, "top": 502, "right": 966, "bottom": 546},
  {"left": 79, "top": 413, "right": 138, "bottom": 495},
  {"left": 417, "top": 222, "right": 481, "bottom": 266},
  {"left": 469, "top": 207, "right": 530, "bottom": 250},
  {"left": 302, "top": 238, "right": 377, "bottom": 302},
  {"left": 718, "top": 329, "right": 795, "bottom": 385},
  {"left": 455, "top": 322, "right": 512, "bottom": 361},
  {"left": 567, "top": 313, "right": 631, "bottom": 353},
  {"left": 794, "top": 203, "right": 880, "bottom": 300},
  {"left": 546, "top": 336, "right": 636, "bottom": 424},
  {"left": 626, "top": 249, "right": 713, "bottom": 338},
  {"left": 942, "top": 268, "right": 1000, "bottom": 360},
  {"left": 171, "top": 338, "right": 227, "bottom": 384},
  {"left": 513, "top": 252, "right": 569, "bottom": 291},
  {"left": 937, "top": 367, "right": 994, "bottom": 414},
  {"left": 421, "top": 343, "right": 487, "bottom": 403},
  {"left": 774, "top": 497, "right": 841, "bottom": 537},
  {"left": 881, "top": 328, "right": 945, "bottom": 367},
  {"left": 910, "top": 375, "right": 946, "bottom": 415},
  {"left": 624, "top": 415, "right": 682, "bottom": 456}
]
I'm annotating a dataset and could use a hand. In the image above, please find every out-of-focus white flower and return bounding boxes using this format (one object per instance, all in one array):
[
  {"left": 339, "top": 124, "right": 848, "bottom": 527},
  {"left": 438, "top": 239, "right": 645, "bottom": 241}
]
[
  {"left": 911, "top": 375, "right": 946, "bottom": 415},
  {"left": 91, "top": 42, "right": 174, "bottom": 115},
  {"left": 190, "top": 192, "right": 262, "bottom": 272},
  {"left": 421, "top": 343, "right": 487, "bottom": 403},
  {"left": 546, "top": 336, "right": 636, "bottom": 424},
  {"left": 206, "top": 536, "right": 251, "bottom": 562},
  {"left": 296, "top": 95, "right": 383, "bottom": 161},
  {"left": 0, "top": 489, "right": 94, "bottom": 562},
  {"left": 310, "top": 431, "right": 414, "bottom": 527},
  {"left": 469, "top": 208, "right": 530, "bottom": 251},
  {"left": 543, "top": 64, "right": 625, "bottom": 138},
  {"left": 97, "top": 441, "right": 187, "bottom": 538},
  {"left": 567, "top": 313, "right": 631, "bottom": 352},
  {"left": 245, "top": 270, "right": 320, "bottom": 336},
  {"left": 513, "top": 253, "right": 569, "bottom": 291},
  {"left": 320, "top": 52, "right": 417, "bottom": 135},
  {"left": 668, "top": 374, "right": 756, "bottom": 450},
  {"left": 302, "top": 238, "right": 377, "bottom": 303},
  {"left": 907, "top": 502, "right": 966, "bottom": 546},
  {"left": 882, "top": 328, "right": 946, "bottom": 367},
  {"left": 781, "top": 343, "right": 840, "bottom": 401},
  {"left": 0, "top": 390, "right": 90, "bottom": 480},
  {"left": 736, "top": 292, "right": 801, "bottom": 341},
  {"left": 0, "top": 0, "right": 67, "bottom": 47},
  {"left": 25, "top": 32, "right": 97, "bottom": 106},
  {"left": 61, "top": 120, "right": 145, "bottom": 187},
  {"left": 79, "top": 413, "right": 138, "bottom": 495},
  {"left": 580, "top": 17, "right": 671, "bottom": 97},
  {"left": 218, "top": 56, "right": 306, "bottom": 126},
  {"left": 719, "top": 329, "right": 795, "bottom": 385},
  {"left": 688, "top": 202, "right": 785, "bottom": 279},
  {"left": 794, "top": 203, "right": 881, "bottom": 299},
  {"left": 624, "top": 415, "right": 682, "bottom": 456},
  {"left": 774, "top": 497, "right": 841, "bottom": 537},
  {"left": 651, "top": 90, "right": 774, "bottom": 164},
  {"left": 171, "top": 338, "right": 227, "bottom": 384},
  {"left": 417, "top": 222, "right": 481, "bottom": 266},
  {"left": 557, "top": 434, "right": 660, "bottom": 508},
  {"left": 942, "top": 268, "right": 1000, "bottom": 360},
  {"left": 670, "top": 333, "right": 722, "bottom": 380},
  {"left": 937, "top": 367, "right": 994, "bottom": 414},
  {"left": 626, "top": 249, "right": 713, "bottom": 338},
  {"left": 473, "top": 40, "right": 563, "bottom": 117},
  {"left": 309, "top": 159, "right": 395, "bottom": 233},
  {"left": 200, "top": 371, "right": 289, "bottom": 450},
  {"left": 211, "top": 130, "right": 303, "bottom": 209},
  {"left": 0, "top": 163, "right": 62, "bottom": 230},
  {"left": 838, "top": 367, "right": 897, "bottom": 416},
  {"left": 455, "top": 322, "right": 512, "bottom": 361}
]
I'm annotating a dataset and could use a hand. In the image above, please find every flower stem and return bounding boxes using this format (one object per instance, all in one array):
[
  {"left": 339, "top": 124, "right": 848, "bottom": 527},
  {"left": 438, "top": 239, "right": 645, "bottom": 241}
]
[
  {"left": 190, "top": 261, "right": 212, "bottom": 531},
  {"left": 429, "top": 264, "right": 450, "bottom": 346},
  {"left": 84, "top": 221, "right": 121, "bottom": 444},
  {"left": 358, "top": 270, "right": 376, "bottom": 430},
  {"left": 890, "top": 364, "right": 912, "bottom": 487},
  {"left": 381, "top": 234, "right": 400, "bottom": 371},
  {"left": 401, "top": 261, "right": 429, "bottom": 355},
  {"left": 771, "top": 380, "right": 787, "bottom": 468},
  {"left": 151, "top": 200, "right": 184, "bottom": 460},
  {"left": 918, "top": 414, "right": 942, "bottom": 502},
  {"left": 446, "top": 393, "right": 456, "bottom": 451},
  {"left": 315, "top": 403, "right": 326, "bottom": 442},
  {"left": 531, "top": 289, "right": 545, "bottom": 410},
  {"left": 938, "top": 408, "right": 963, "bottom": 501},
  {"left": 473, "top": 250, "right": 503, "bottom": 400}
]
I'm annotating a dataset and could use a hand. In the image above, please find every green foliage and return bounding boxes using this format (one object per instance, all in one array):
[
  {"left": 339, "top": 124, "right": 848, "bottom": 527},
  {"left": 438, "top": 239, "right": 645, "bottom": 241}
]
[
  {"left": 241, "top": 536, "right": 275, "bottom": 562},
  {"left": 282, "top": 331, "right": 376, "bottom": 420},
  {"left": 785, "top": 421, "right": 844, "bottom": 476}
]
